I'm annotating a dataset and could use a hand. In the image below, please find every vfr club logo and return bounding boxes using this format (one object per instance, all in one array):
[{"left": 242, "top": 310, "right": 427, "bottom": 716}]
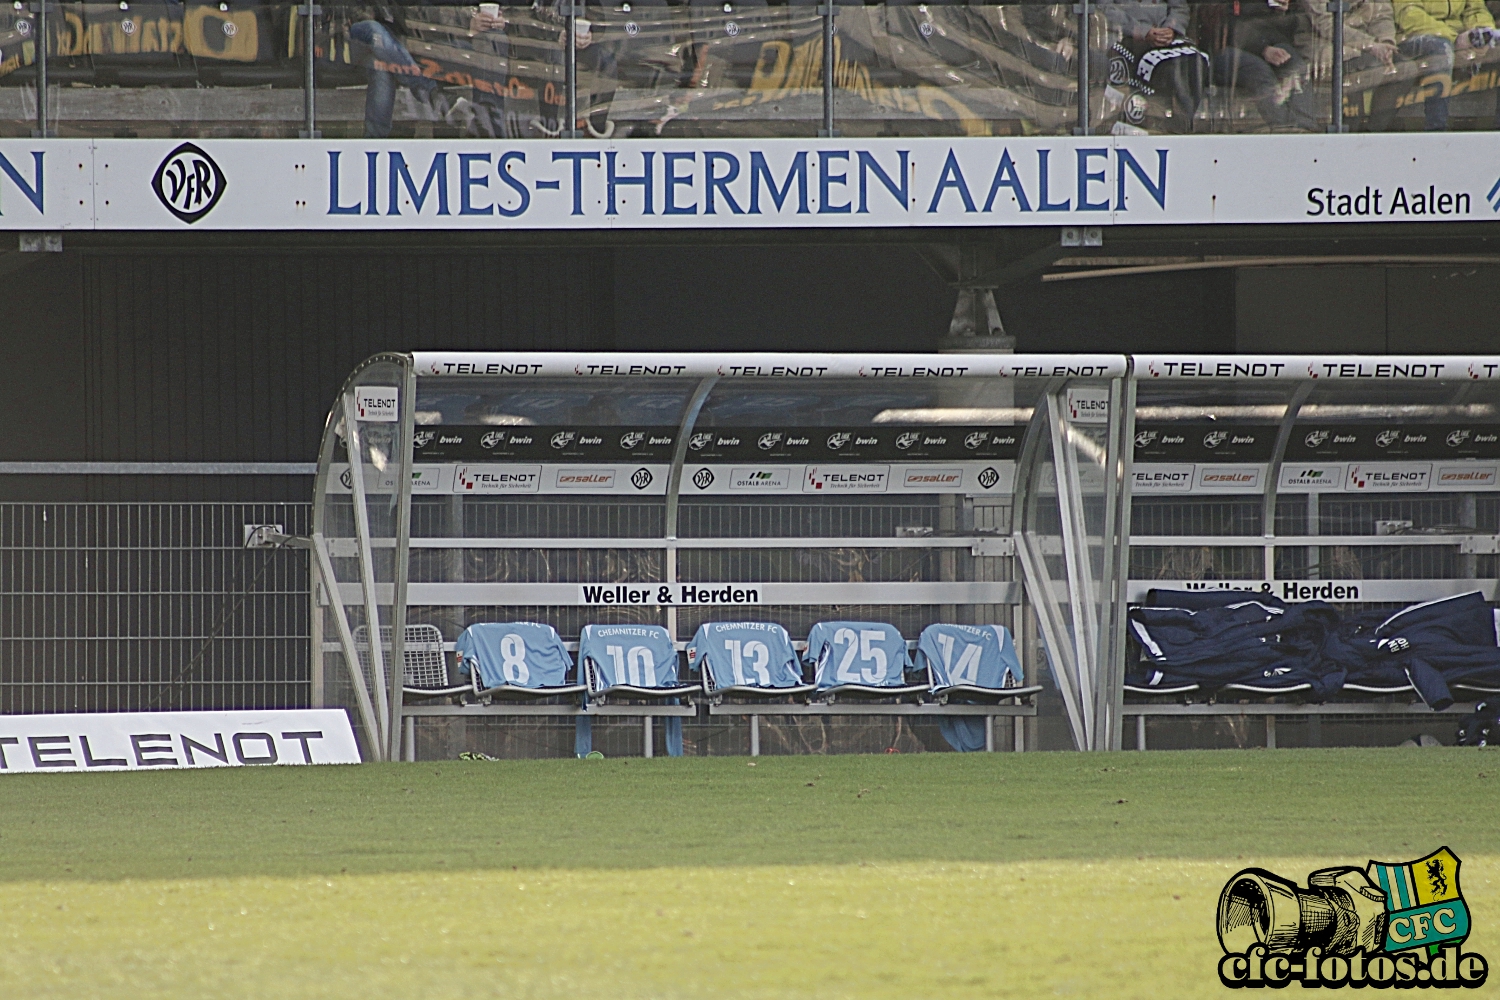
[
  {"left": 688, "top": 432, "right": 714, "bottom": 451},
  {"left": 550, "top": 431, "right": 576, "bottom": 450},
  {"left": 1203, "top": 430, "right": 1229, "bottom": 449},
  {"left": 629, "top": 468, "right": 653, "bottom": 490},
  {"left": 619, "top": 432, "right": 646, "bottom": 450},
  {"left": 1377, "top": 429, "right": 1401, "bottom": 448},
  {"left": 1448, "top": 430, "right": 1472, "bottom": 447},
  {"left": 691, "top": 468, "right": 714, "bottom": 489},
  {"left": 976, "top": 467, "right": 1000, "bottom": 489},
  {"left": 1216, "top": 847, "right": 1487, "bottom": 989},
  {"left": 757, "top": 432, "right": 783, "bottom": 451},
  {"left": 151, "top": 142, "right": 227, "bottom": 224},
  {"left": 895, "top": 432, "right": 920, "bottom": 451},
  {"left": 964, "top": 432, "right": 989, "bottom": 450},
  {"left": 1305, "top": 430, "right": 1331, "bottom": 448},
  {"left": 826, "top": 432, "right": 852, "bottom": 450},
  {"left": 480, "top": 430, "right": 505, "bottom": 449}
]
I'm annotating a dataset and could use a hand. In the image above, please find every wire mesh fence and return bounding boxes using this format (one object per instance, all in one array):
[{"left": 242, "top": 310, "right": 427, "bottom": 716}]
[{"left": 0, "top": 503, "right": 312, "bottom": 714}]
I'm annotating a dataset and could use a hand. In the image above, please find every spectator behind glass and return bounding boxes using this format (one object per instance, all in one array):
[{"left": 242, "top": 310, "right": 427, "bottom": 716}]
[
  {"left": 1393, "top": 0, "right": 1500, "bottom": 129},
  {"left": 1299, "top": 0, "right": 1455, "bottom": 130},
  {"left": 350, "top": 3, "right": 588, "bottom": 139},
  {"left": 1098, "top": 0, "right": 1209, "bottom": 133},
  {"left": 1214, "top": 0, "right": 1322, "bottom": 130}
]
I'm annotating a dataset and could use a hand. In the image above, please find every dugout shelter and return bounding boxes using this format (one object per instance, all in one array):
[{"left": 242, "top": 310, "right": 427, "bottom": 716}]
[
  {"left": 1124, "top": 355, "right": 1500, "bottom": 749},
  {"left": 309, "top": 352, "right": 1133, "bottom": 760}
]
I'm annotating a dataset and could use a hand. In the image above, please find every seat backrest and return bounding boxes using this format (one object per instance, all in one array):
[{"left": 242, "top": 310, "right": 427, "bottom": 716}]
[
  {"left": 688, "top": 622, "right": 802, "bottom": 691},
  {"left": 454, "top": 622, "right": 573, "bottom": 688},
  {"left": 578, "top": 624, "right": 679, "bottom": 691},
  {"left": 804, "top": 621, "right": 912, "bottom": 689},
  {"left": 351, "top": 623, "right": 447, "bottom": 687},
  {"left": 915, "top": 623, "right": 1021, "bottom": 689}
]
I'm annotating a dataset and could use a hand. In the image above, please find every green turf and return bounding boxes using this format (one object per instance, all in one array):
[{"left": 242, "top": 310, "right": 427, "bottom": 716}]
[{"left": 2, "top": 749, "right": 1497, "bottom": 998}]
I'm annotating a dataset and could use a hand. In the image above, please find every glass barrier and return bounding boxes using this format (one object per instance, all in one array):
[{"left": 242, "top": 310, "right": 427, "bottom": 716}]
[
  {"left": 0, "top": 4, "right": 37, "bottom": 137},
  {"left": 5, "top": 2, "right": 1498, "bottom": 139},
  {"left": 5, "top": 2, "right": 308, "bottom": 138},
  {"left": 317, "top": 3, "right": 570, "bottom": 138}
]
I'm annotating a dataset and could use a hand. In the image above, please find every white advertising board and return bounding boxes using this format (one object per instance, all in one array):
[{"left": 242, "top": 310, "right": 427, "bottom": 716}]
[
  {"left": 0, "top": 709, "right": 361, "bottom": 773},
  {"left": 2, "top": 134, "right": 1498, "bottom": 231}
]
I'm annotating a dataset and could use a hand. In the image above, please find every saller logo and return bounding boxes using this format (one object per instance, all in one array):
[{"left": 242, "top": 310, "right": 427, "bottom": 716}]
[
  {"left": 1217, "top": 847, "right": 1488, "bottom": 989},
  {"left": 151, "top": 142, "right": 226, "bottom": 224}
]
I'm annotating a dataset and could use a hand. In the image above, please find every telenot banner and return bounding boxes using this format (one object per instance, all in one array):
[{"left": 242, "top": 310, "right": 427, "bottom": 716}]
[
  {"left": 0, "top": 710, "right": 362, "bottom": 773},
  {"left": 0, "top": 134, "right": 1493, "bottom": 231}
]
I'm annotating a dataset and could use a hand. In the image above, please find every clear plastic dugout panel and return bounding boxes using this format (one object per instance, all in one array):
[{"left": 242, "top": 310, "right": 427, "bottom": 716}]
[{"left": 312, "top": 352, "right": 1128, "bottom": 758}]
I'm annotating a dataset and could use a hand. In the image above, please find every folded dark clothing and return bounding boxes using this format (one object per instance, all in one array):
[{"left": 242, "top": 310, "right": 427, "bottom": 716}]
[
  {"left": 1145, "top": 588, "right": 1287, "bottom": 612},
  {"left": 1326, "top": 593, "right": 1500, "bottom": 710},
  {"left": 1128, "top": 598, "right": 1344, "bottom": 698}
]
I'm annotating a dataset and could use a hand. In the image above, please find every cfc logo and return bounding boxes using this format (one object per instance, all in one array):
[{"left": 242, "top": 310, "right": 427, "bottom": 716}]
[
  {"left": 895, "top": 432, "right": 921, "bottom": 451},
  {"left": 551, "top": 431, "right": 577, "bottom": 450},
  {"left": 619, "top": 432, "right": 646, "bottom": 450},
  {"left": 826, "top": 433, "right": 853, "bottom": 450},
  {"left": 1216, "top": 847, "right": 1487, "bottom": 990},
  {"left": 1305, "top": 430, "right": 1331, "bottom": 448},
  {"left": 1203, "top": 431, "right": 1229, "bottom": 449},
  {"left": 688, "top": 432, "right": 715, "bottom": 451},
  {"left": 964, "top": 432, "right": 989, "bottom": 450},
  {"left": 1448, "top": 430, "right": 1472, "bottom": 448},
  {"left": 1377, "top": 429, "right": 1402, "bottom": 448},
  {"left": 758, "top": 432, "right": 783, "bottom": 451}
]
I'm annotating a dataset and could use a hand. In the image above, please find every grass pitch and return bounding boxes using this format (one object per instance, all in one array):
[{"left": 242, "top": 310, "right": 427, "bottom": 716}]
[{"left": 2, "top": 749, "right": 1498, "bottom": 998}]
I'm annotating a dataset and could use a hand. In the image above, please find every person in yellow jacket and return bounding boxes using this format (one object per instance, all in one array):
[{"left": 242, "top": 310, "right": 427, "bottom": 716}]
[{"left": 1392, "top": 0, "right": 1500, "bottom": 128}]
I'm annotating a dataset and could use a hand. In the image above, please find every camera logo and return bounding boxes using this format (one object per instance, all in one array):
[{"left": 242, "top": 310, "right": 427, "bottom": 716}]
[{"left": 1217, "top": 847, "right": 1487, "bottom": 989}]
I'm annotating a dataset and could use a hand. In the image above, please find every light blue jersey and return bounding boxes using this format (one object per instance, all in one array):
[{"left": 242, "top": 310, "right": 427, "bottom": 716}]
[
  {"left": 916, "top": 623, "right": 1022, "bottom": 690},
  {"left": 688, "top": 622, "right": 802, "bottom": 690},
  {"left": 805, "top": 621, "right": 912, "bottom": 689},
  {"left": 578, "top": 624, "right": 680, "bottom": 690},
  {"left": 455, "top": 622, "right": 573, "bottom": 688}
]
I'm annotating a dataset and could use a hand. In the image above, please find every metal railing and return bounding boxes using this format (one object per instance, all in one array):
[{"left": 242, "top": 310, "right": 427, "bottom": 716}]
[{"left": 0, "top": 501, "right": 313, "bottom": 714}]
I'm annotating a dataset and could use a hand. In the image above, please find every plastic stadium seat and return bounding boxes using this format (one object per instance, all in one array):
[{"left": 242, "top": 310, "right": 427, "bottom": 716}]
[
  {"left": 455, "top": 622, "right": 586, "bottom": 701},
  {"left": 578, "top": 624, "right": 697, "bottom": 706},
  {"left": 803, "top": 621, "right": 930, "bottom": 703},
  {"left": 354, "top": 623, "right": 471, "bottom": 697},
  {"left": 689, "top": 621, "right": 816, "bottom": 703},
  {"left": 1124, "top": 682, "right": 1201, "bottom": 696}
]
